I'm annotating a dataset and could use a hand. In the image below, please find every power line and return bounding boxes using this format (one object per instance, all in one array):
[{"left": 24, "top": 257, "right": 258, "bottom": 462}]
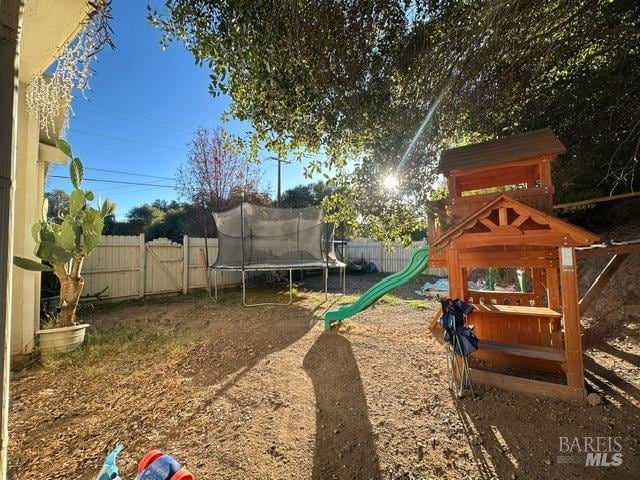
[
  {"left": 107, "top": 186, "right": 173, "bottom": 198},
  {"left": 85, "top": 99, "right": 203, "bottom": 130},
  {"left": 69, "top": 129, "right": 188, "bottom": 152},
  {"left": 73, "top": 107, "right": 195, "bottom": 135},
  {"left": 84, "top": 167, "right": 175, "bottom": 181},
  {"left": 49, "top": 175, "right": 176, "bottom": 188},
  {"left": 97, "top": 178, "right": 174, "bottom": 193}
]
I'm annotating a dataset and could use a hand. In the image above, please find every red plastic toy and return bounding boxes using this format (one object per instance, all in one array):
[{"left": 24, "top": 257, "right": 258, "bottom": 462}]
[{"left": 136, "top": 449, "right": 193, "bottom": 480}]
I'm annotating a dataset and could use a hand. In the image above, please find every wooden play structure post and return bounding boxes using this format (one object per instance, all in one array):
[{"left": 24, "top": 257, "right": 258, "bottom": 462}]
[
  {"left": 559, "top": 246, "right": 585, "bottom": 389},
  {"left": 445, "top": 249, "right": 464, "bottom": 299},
  {"left": 427, "top": 128, "right": 604, "bottom": 401},
  {"left": 545, "top": 267, "right": 561, "bottom": 309},
  {"left": 531, "top": 268, "right": 543, "bottom": 305}
]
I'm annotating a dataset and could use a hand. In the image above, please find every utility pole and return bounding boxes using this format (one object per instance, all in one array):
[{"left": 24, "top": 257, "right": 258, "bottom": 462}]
[
  {"left": 277, "top": 154, "right": 282, "bottom": 207},
  {"left": 265, "top": 155, "right": 290, "bottom": 207}
]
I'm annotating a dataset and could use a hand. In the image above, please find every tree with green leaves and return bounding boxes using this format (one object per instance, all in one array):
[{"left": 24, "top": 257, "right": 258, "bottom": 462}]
[
  {"left": 44, "top": 189, "right": 70, "bottom": 221},
  {"left": 126, "top": 204, "right": 165, "bottom": 232},
  {"left": 280, "top": 181, "right": 334, "bottom": 209},
  {"left": 151, "top": 0, "right": 640, "bottom": 243},
  {"left": 146, "top": 206, "right": 188, "bottom": 242},
  {"left": 13, "top": 140, "right": 116, "bottom": 327}
]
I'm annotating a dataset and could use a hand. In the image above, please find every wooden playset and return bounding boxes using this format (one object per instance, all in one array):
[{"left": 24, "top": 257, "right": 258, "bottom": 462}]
[{"left": 427, "top": 128, "right": 636, "bottom": 400}]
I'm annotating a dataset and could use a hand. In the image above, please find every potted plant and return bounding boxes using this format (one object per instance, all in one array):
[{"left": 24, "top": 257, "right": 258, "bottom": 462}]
[{"left": 13, "top": 139, "right": 115, "bottom": 354}]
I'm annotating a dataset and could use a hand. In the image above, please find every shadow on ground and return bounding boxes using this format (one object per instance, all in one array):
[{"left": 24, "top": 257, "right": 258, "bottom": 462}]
[
  {"left": 179, "top": 297, "right": 316, "bottom": 391},
  {"left": 303, "top": 331, "right": 381, "bottom": 479},
  {"left": 452, "top": 356, "right": 640, "bottom": 480}
]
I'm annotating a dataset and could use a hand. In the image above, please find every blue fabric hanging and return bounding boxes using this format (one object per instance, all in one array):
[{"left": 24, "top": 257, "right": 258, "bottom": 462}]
[{"left": 439, "top": 298, "right": 479, "bottom": 356}]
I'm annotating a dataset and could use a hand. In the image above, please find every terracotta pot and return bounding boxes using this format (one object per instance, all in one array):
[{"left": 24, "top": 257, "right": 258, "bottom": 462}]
[{"left": 36, "top": 323, "right": 89, "bottom": 355}]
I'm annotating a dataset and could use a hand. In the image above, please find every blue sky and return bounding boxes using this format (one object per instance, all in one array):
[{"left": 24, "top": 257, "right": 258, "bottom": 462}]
[{"left": 47, "top": 0, "right": 319, "bottom": 220}]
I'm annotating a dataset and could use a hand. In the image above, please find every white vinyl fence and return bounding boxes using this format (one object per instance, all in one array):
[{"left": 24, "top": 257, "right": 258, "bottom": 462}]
[
  {"left": 344, "top": 240, "right": 446, "bottom": 276},
  {"left": 81, "top": 235, "right": 240, "bottom": 301},
  {"left": 81, "top": 235, "right": 445, "bottom": 302}
]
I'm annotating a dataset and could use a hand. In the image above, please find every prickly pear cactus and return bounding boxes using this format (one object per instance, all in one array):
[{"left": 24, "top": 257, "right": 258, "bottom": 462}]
[{"left": 13, "top": 139, "right": 116, "bottom": 327}]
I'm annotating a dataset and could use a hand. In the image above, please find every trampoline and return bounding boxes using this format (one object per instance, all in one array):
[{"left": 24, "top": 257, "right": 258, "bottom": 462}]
[{"left": 209, "top": 200, "right": 346, "bottom": 306}]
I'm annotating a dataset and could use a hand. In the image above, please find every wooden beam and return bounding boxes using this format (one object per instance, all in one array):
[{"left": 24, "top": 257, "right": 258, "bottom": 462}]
[
  {"left": 493, "top": 225, "right": 525, "bottom": 235},
  {"left": 449, "top": 155, "right": 550, "bottom": 177},
  {"left": 428, "top": 251, "right": 447, "bottom": 269},
  {"left": 451, "top": 232, "right": 576, "bottom": 249},
  {"left": 579, "top": 254, "right": 629, "bottom": 315},
  {"left": 461, "top": 245, "right": 557, "bottom": 255},
  {"left": 434, "top": 194, "right": 599, "bottom": 249},
  {"left": 479, "top": 340, "right": 565, "bottom": 362},
  {"left": 532, "top": 268, "right": 543, "bottom": 305},
  {"left": 505, "top": 201, "right": 598, "bottom": 245},
  {"left": 499, "top": 207, "right": 508, "bottom": 226},
  {"left": 511, "top": 214, "right": 529, "bottom": 227},
  {"left": 538, "top": 161, "right": 553, "bottom": 187},
  {"left": 461, "top": 268, "right": 469, "bottom": 300},
  {"left": 558, "top": 246, "right": 585, "bottom": 390},
  {"left": 459, "top": 256, "right": 557, "bottom": 269},
  {"left": 553, "top": 190, "right": 640, "bottom": 210},
  {"left": 479, "top": 217, "right": 498, "bottom": 230},
  {"left": 447, "top": 186, "right": 554, "bottom": 205},
  {"left": 470, "top": 368, "right": 586, "bottom": 401},
  {"left": 446, "top": 249, "right": 465, "bottom": 299},
  {"left": 472, "top": 350, "right": 562, "bottom": 373},
  {"left": 456, "top": 169, "right": 539, "bottom": 192},
  {"left": 446, "top": 174, "right": 459, "bottom": 198},
  {"left": 471, "top": 303, "right": 562, "bottom": 318},
  {"left": 576, "top": 240, "right": 640, "bottom": 259},
  {"left": 546, "top": 267, "right": 560, "bottom": 309}
]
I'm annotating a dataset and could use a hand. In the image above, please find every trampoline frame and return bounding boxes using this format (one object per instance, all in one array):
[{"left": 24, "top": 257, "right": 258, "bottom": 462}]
[
  {"left": 209, "top": 264, "right": 346, "bottom": 307},
  {"left": 208, "top": 198, "right": 346, "bottom": 307}
]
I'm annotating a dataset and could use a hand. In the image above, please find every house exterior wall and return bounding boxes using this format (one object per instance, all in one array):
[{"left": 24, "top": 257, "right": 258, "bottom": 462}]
[
  {"left": 10, "top": 82, "right": 43, "bottom": 356},
  {"left": 0, "top": 0, "right": 23, "bottom": 472},
  {"left": 10, "top": 0, "right": 90, "bottom": 359}
]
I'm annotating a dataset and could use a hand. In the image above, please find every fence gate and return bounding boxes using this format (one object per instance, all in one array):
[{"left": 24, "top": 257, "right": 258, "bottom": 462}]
[{"left": 144, "top": 238, "right": 183, "bottom": 295}]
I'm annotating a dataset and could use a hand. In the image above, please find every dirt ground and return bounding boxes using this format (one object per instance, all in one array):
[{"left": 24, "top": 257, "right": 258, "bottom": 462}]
[{"left": 8, "top": 274, "right": 640, "bottom": 480}]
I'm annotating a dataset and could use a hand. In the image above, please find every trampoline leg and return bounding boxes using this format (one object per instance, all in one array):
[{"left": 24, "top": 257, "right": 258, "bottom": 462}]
[
  {"left": 324, "top": 267, "right": 328, "bottom": 301},
  {"left": 208, "top": 269, "right": 218, "bottom": 302},
  {"left": 242, "top": 270, "right": 246, "bottom": 306},
  {"left": 289, "top": 269, "right": 293, "bottom": 305},
  {"left": 242, "top": 269, "right": 293, "bottom": 307},
  {"left": 241, "top": 269, "right": 294, "bottom": 307}
]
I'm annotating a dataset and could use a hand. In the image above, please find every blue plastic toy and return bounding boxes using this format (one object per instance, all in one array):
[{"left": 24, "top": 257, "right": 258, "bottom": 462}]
[
  {"left": 97, "top": 444, "right": 125, "bottom": 480},
  {"left": 96, "top": 445, "right": 193, "bottom": 480}
]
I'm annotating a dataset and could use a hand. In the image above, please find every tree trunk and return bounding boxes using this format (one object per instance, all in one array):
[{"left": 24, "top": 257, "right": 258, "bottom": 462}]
[
  {"left": 57, "top": 276, "right": 84, "bottom": 327},
  {"left": 54, "top": 255, "right": 85, "bottom": 328}
]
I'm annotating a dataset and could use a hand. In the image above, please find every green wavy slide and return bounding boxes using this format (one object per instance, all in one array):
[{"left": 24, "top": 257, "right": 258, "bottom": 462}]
[{"left": 324, "top": 246, "right": 430, "bottom": 330}]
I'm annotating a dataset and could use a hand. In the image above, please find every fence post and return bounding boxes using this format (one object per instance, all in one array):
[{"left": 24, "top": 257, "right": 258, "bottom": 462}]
[
  {"left": 379, "top": 242, "right": 384, "bottom": 273},
  {"left": 182, "top": 235, "right": 189, "bottom": 294},
  {"left": 138, "top": 233, "right": 145, "bottom": 298}
]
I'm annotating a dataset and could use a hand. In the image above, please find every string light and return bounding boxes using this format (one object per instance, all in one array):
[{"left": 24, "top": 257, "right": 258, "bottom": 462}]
[{"left": 26, "top": 5, "right": 111, "bottom": 138}]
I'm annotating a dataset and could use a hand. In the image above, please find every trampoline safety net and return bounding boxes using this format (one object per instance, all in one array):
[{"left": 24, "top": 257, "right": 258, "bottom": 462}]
[{"left": 212, "top": 203, "right": 342, "bottom": 270}]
